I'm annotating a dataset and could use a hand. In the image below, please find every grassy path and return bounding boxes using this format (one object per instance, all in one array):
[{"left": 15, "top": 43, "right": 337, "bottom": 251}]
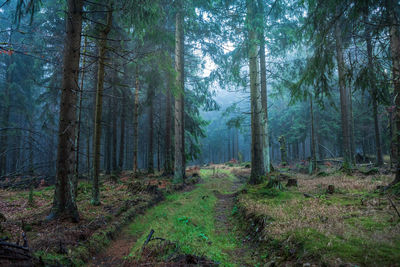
[{"left": 89, "top": 167, "right": 252, "bottom": 266}]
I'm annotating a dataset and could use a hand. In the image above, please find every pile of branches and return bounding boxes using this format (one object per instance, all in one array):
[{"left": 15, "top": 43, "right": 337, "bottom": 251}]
[
  {"left": 0, "top": 233, "right": 34, "bottom": 266},
  {"left": 0, "top": 175, "right": 55, "bottom": 190}
]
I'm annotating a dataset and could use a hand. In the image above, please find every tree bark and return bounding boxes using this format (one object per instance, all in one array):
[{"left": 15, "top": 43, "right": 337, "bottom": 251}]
[
  {"left": 247, "top": 0, "right": 264, "bottom": 184},
  {"left": 105, "top": 98, "right": 111, "bottom": 175},
  {"left": 111, "top": 67, "right": 118, "bottom": 173},
  {"left": 334, "top": 7, "right": 352, "bottom": 165},
  {"left": 118, "top": 76, "right": 126, "bottom": 172},
  {"left": 364, "top": 10, "right": 383, "bottom": 166},
  {"left": 257, "top": 0, "right": 270, "bottom": 174},
  {"left": 174, "top": 1, "right": 185, "bottom": 183},
  {"left": 74, "top": 35, "right": 87, "bottom": 197},
  {"left": 310, "top": 95, "right": 317, "bottom": 172},
  {"left": 0, "top": 31, "right": 13, "bottom": 176},
  {"left": 133, "top": 64, "right": 139, "bottom": 174},
  {"left": 147, "top": 85, "right": 154, "bottom": 174},
  {"left": 164, "top": 83, "right": 173, "bottom": 175},
  {"left": 386, "top": 0, "right": 400, "bottom": 185},
  {"left": 48, "top": 0, "right": 83, "bottom": 222},
  {"left": 92, "top": 8, "right": 112, "bottom": 205}
]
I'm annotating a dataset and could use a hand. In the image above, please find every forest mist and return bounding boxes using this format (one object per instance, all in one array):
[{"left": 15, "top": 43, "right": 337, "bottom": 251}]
[{"left": 0, "top": 0, "right": 400, "bottom": 266}]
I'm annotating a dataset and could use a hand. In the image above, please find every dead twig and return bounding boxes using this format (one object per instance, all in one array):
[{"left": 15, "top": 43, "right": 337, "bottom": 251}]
[{"left": 388, "top": 197, "right": 400, "bottom": 218}]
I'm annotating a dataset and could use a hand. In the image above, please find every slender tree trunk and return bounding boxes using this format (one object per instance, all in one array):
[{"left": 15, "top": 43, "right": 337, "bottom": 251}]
[
  {"left": 164, "top": 83, "right": 173, "bottom": 175},
  {"left": 387, "top": 0, "right": 400, "bottom": 185},
  {"left": 158, "top": 99, "right": 162, "bottom": 172},
  {"left": 74, "top": 36, "right": 87, "bottom": 197},
  {"left": 92, "top": 9, "right": 112, "bottom": 205},
  {"left": 0, "top": 31, "right": 13, "bottom": 176},
  {"left": 148, "top": 85, "right": 154, "bottom": 174},
  {"left": 133, "top": 64, "right": 139, "bottom": 174},
  {"left": 257, "top": 0, "right": 270, "bottom": 174},
  {"left": 235, "top": 128, "right": 239, "bottom": 160},
  {"left": 390, "top": 108, "right": 394, "bottom": 168},
  {"left": 119, "top": 85, "right": 126, "bottom": 172},
  {"left": 247, "top": 0, "right": 264, "bottom": 184},
  {"left": 28, "top": 120, "right": 34, "bottom": 175},
  {"left": 335, "top": 8, "right": 352, "bottom": 166},
  {"left": 87, "top": 117, "right": 90, "bottom": 178},
  {"left": 364, "top": 11, "right": 383, "bottom": 166},
  {"left": 48, "top": 0, "right": 83, "bottom": 222},
  {"left": 349, "top": 90, "right": 355, "bottom": 164},
  {"left": 174, "top": 1, "right": 185, "bottom": 183},
  {"left": 111, "top": 68, "right": 118, "bottom": 173},
  {"left": 310, "top": 95, "right": 317, "bottom": 172},
  {"left": 105, "top": 98, "right": 111, "bottom": 175}
]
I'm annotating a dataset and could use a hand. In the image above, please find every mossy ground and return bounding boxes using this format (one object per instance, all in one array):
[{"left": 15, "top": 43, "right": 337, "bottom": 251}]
[
  {"left": 237, "top": 167, "right": 400, "bottom": 266},
  {"left": 125, "top": 167, "right": 251, "bottom": 266}
]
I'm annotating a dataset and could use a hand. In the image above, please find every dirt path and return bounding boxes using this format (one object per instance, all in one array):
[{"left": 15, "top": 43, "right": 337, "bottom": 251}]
[
  {"left": 88, "top": 228, "right": 134, "bottom": 267},
  {"left": 88, "top": 168, "right": 251, "bottom": 266},
  {"left": 214, "top": 178, "right": 251, "bottom": 266}
]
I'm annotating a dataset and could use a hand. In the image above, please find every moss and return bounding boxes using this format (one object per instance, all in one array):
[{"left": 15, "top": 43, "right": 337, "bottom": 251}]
[
  {"left": 34, "top": 251, "right": 75, "bottom": 266},
  {"left": 345, "top": 216, "right": 391, "bottom": 231},
  {"left": 244, "top": 182, "right": 300, "bottom": 205},
  {"left": 288, "top": 228, "right": 400, "bottom": 265},
  {"left": 126, "top": 170, "right": 244, "bottom": 266}
]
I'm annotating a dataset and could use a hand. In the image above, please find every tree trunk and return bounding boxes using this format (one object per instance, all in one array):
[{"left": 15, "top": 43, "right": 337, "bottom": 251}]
[
  {"left": 118, "top": 82, "right": 126, "bottom": 172},
  {"left": 74, "top": 35, "right": 87, "bottom": 197},
  {"left": 235, "top": 128, "right": 239, "bottom": 160},
  {"left": 258, "top": 0, "right": 270, "bottom": 174},
  {"left": 92, "top": 9, "right": 112, "bottom": 206},
  {"left": 164, "top": 83, "right": 173, "bottom": 175},
  {"left": 148, "top": 85, "right": 154, "bottom": 174},
  {"left": 387, "top": 0, "right": 400, "bottom": 185},
  {"left": 364, "top": 10, "right": 383, "bottom": 166},
  {"left": 310, "top": 95, "right": 317, "bottom": 172},
  {"left": 48, "top": 0, "right": 83, "bottom": 222},
  {"left": 174, "top": 1, "right": 185, "bottom": 183},
  {"left": 334, "top": 7, "right": 352, "bottom": 165},
  {"left": 86, "top": 112, "right": 91, "bottom": 179},
  {"left": 133, "top": 64, "right": 139, "bottom": 174},
  {"left": 349, "top": 89, "right": 355, "bottom": 164},
  {"left": 111, "top": 68, "right": 118, "bottom": 173},
  {"left": 105, "top": 98, "right": 111, "bottom": 175},
  {"left": 247, "top": 0, "right": 264, "bottom": 184},
  {"left": 0, "top": 31, "right": 13, "bottom": 176}
]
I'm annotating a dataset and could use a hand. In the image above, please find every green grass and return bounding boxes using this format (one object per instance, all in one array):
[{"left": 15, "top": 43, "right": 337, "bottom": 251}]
[
  {"left": 127, "top": 169, "right": 244, "bottom": 266},
  {"left": 345, "top": 216, "right": 391, "bottom": 231},
  {"left": 289, "top": 228, "right": 400, "bottom": 266}
]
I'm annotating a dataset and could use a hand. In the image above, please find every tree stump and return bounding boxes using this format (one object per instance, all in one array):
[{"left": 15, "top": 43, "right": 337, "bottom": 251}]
[
  {"left": 286, "top": 179, "right": 298, "bottom": 187},
  {"left": 327, "top": 184, "right": 335, "bottom": 194}
]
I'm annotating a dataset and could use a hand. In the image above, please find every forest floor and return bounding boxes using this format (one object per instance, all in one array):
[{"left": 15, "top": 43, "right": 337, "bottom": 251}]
[
  {"left": 89, "top": 166, "right": 256, "bottom": 266},
  {"left": 1, "top": 163, "right": 400, "bottom": 266},
  {"left": 0, "top": 171, "right": 181, "bottom": 266},
  {"left": 236, "top": 164, "right": 400, "bottom": 266}
]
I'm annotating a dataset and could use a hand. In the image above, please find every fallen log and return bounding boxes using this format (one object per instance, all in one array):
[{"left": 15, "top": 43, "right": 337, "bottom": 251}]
[{"left": 0, "top": 232, "right": 32, "bottom": 265}]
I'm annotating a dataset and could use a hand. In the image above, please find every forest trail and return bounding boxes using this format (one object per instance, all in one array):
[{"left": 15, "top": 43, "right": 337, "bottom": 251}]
[
  {"left": 88, "top": 228, "right": 137, "bottom": 266},
  {"left": 214, "top": 176, "right": 250, "bottom": 266},
  {"left": 88, "top": 166, "right": 253, "bottom": 266}
]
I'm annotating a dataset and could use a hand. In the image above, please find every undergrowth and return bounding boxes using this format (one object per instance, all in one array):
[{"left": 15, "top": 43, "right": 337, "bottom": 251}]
[{"left": 237, "top": 172, "right": 400, "bottom": 266}]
